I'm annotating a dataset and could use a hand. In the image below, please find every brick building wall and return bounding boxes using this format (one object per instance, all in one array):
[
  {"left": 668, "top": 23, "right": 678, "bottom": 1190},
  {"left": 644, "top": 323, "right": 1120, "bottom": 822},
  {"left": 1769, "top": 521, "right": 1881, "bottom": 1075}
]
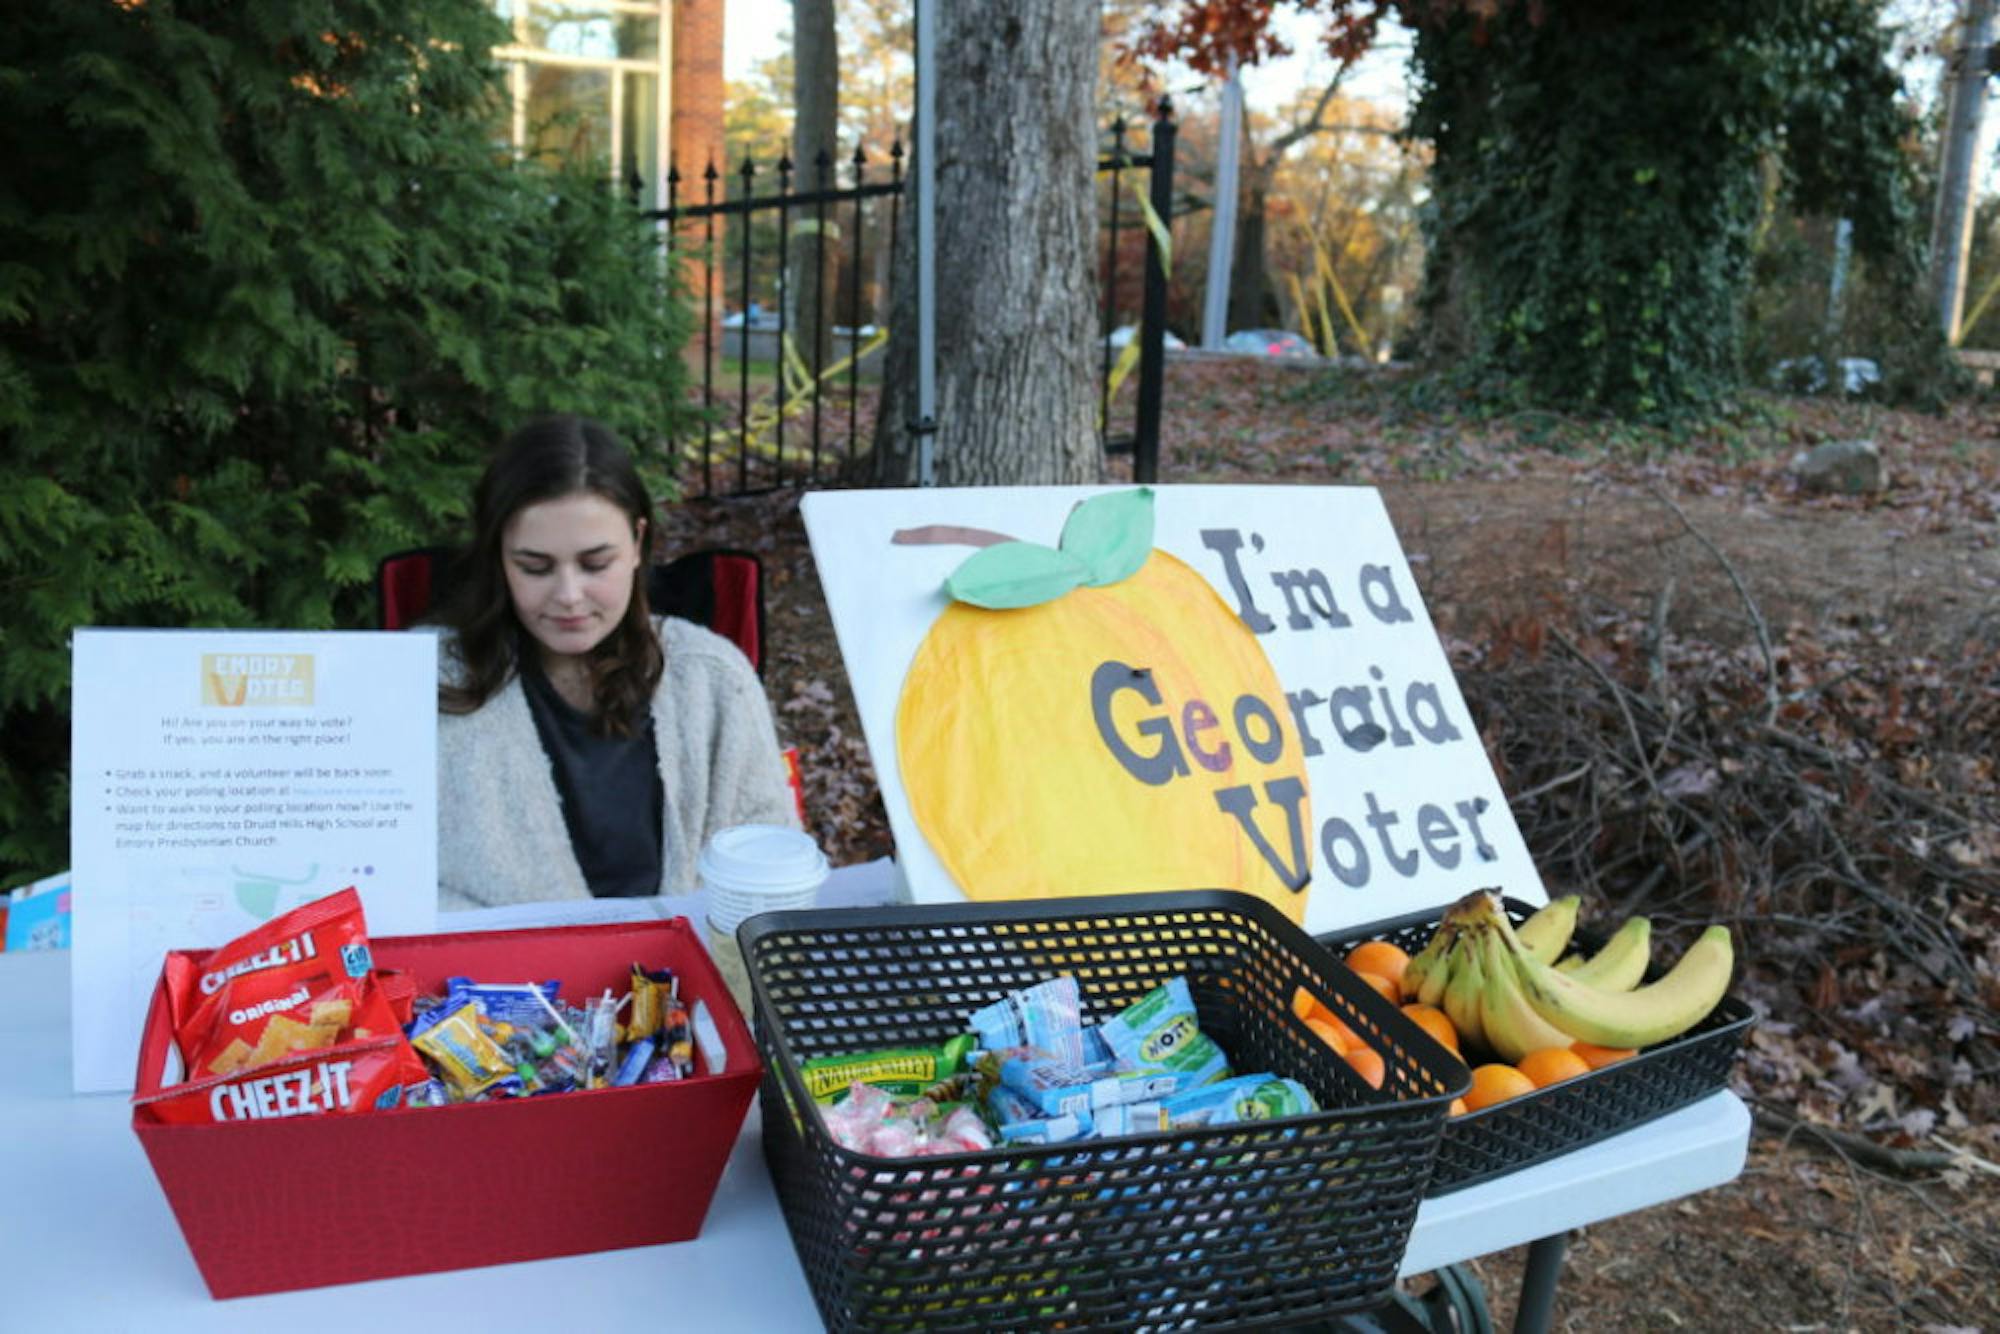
[
  {"left": 672, "top": 0, "right": 727, "bottom": 181},
  {"left": 671, "top": 0, "right": 727, "bottom": 312}
]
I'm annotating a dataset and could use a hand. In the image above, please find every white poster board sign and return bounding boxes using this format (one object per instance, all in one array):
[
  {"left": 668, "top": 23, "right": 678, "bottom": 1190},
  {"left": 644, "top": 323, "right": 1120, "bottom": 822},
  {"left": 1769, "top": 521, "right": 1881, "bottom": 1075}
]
[
  {"left": 70, "top": 629, "right": 438, "bottom": 1093},
  {"left": 803, "top": 485, "right": 1547, "bottom": 939}
]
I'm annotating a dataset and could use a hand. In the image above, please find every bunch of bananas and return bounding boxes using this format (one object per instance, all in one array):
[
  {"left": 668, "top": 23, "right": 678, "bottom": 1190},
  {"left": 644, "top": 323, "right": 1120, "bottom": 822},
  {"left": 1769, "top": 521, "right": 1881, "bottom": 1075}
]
[{"left": 1403, "top": 891, "right": 1733, "bottom": 1064}]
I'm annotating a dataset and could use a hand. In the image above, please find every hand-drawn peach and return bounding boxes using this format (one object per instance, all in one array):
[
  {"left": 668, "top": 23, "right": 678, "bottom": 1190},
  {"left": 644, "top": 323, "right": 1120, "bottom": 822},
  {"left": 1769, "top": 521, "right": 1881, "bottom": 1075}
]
[{"left": 894, "top": 489, "right": 1314, "bottom": 923}]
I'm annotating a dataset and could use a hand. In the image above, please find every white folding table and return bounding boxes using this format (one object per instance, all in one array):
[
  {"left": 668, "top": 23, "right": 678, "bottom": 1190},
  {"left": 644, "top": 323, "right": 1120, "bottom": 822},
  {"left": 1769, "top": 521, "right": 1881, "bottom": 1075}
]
[{"left": 2, "top": 876, "right": 1747, "bottom": 1333}]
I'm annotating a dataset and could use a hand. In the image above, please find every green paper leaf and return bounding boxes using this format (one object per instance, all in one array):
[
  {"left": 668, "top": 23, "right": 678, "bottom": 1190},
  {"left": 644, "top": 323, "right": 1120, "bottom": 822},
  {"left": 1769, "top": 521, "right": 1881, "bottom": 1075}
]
[
  {"left": 1059, "top": 487, "right": 1155, "bottom": 587},
  {"left": 945, "top": 541, "right": 1090, "bottom": 609}
]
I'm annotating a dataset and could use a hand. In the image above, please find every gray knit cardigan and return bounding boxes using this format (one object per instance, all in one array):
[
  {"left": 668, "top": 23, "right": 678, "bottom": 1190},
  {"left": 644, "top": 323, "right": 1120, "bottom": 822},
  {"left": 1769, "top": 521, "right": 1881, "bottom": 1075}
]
[{"left": 436, "top": 616, "right": 799, "bottom": 911}]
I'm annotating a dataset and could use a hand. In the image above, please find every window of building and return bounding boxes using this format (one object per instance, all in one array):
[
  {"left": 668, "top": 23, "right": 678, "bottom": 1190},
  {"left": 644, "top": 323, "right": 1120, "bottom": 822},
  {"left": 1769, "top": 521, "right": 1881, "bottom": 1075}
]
[{"left": 493, "top": 0, "right": 671, "bottom": 206}]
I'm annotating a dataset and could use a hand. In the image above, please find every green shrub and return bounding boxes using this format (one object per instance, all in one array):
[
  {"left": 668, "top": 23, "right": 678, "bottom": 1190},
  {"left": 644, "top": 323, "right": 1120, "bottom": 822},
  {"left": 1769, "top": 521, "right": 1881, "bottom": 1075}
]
[{"left": 0, "top": 1, "right": 691, "bottom": 884}]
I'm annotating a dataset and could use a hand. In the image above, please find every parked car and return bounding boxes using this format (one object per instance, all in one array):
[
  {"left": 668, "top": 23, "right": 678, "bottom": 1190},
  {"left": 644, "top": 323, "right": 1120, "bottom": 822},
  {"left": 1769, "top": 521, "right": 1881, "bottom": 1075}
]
[
  {"left": 1223, "top": 329, "right": 1318, "bottom": 360},
  {"left": 1104, "top": 323, "right": 1188, "bottom": 351},
  {"left": 1770, "top": 355, "right": 1881, "bottom": 396},
  {"left": 720, "top": 304, "right": 781, "bottom": 333}
]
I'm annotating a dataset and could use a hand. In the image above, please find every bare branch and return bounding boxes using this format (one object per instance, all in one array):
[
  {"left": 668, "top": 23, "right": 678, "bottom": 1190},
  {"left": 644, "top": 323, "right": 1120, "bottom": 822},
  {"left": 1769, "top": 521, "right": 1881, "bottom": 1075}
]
[{"left": 1649, "top": 484, "right": 1780, "bottom": 723}]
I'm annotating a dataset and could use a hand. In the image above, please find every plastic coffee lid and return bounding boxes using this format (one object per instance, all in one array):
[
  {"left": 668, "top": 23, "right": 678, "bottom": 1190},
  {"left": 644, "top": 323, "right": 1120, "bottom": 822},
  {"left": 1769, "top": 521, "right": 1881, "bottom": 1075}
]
[{"left": 697, "top": 823, "right": 829, "bottom": 895}]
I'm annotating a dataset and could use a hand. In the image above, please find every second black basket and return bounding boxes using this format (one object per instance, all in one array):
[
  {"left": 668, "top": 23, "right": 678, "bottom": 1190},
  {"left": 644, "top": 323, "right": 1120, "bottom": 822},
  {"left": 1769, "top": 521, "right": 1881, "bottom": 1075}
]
[
  {"left": 1320, "top": 897, "right": 1753, "bottom": 1196},
  {"left": 742, "top": 890, "right": 1470, "bottom": 1333}
]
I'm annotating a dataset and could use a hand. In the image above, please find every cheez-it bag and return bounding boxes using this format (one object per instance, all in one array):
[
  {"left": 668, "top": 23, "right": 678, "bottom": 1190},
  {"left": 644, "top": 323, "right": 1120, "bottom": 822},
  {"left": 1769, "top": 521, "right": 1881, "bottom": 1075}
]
[
  {"left": 164, "top": 887, "right": 372, "bottom": 1066},
  {"left": 134, "top": 1034, "right": 431, "bottom": 1126},
  {"left": 188, "top": 969, "right": 363, "bottom": 1080}
]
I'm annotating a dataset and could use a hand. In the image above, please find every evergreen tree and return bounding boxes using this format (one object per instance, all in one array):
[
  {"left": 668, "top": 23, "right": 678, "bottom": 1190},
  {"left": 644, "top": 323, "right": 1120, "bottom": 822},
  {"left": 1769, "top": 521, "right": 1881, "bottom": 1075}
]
[{"left": 0, "top": 0, "right": 691, "bottom": 883}]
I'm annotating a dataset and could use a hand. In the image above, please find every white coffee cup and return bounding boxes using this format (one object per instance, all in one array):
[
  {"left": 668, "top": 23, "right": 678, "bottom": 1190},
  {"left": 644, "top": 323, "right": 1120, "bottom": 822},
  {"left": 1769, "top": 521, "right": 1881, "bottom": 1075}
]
[{"left": 698, "top": 823, "right": 829, "bottom": 934}]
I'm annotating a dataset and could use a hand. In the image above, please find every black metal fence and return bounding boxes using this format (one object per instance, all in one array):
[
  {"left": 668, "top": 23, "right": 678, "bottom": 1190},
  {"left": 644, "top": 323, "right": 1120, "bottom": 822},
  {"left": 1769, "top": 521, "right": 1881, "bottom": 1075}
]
[
  {"left": 644, "top": 100, "right": 1177, "bottom": 498},
  {"left": 646, "top": 146, "right": 905, "bottom": 497},
  {"left": 1099, "top": 101, "right": 1176, "bottom": 485}
]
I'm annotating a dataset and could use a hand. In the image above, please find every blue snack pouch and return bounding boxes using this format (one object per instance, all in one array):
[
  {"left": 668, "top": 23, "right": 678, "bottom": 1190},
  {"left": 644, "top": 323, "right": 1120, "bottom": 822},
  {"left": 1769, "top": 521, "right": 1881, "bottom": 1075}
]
[
  {"left": 1097, "top": 979, "right": 1230, "bottom": 1088},
  {"left": 999, "top": 1055, "right": 1192, "bottom": 1118},
  {"left": 997, "top": 1052, "right": 1111, "bottom": 1117},
  {"left": 997, "top": 1108, "right": 1095, "bottom": 1145},
  {"left": 969, "top": 976, "right": 1086, "bottom": 1068},
  {"left": 612, "top": 1035, "right": 658, "bottom": 1087},
  {"left": 1092, "top": 1100, "right": 1168, "bottom": 1138},
  {"left": 441, "top": 979, "right": 564, "bottom": 1029},
  {"left": 1160, "top": 1074, "right": 1317, "bottom": 1129},
  {"left": 987, "top": 1083, "right": 1041, "bottom": 1127},
  {"left": 406, "top": 1078, "right": 452, "bottom": 1108},
  {"left": 1086, "top": 1067, "right": 1188, "bottom": 1108}
]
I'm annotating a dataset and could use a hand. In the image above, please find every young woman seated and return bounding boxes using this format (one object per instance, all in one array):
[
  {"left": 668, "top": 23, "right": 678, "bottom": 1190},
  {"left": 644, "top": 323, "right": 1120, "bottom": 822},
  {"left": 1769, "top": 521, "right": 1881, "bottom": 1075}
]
[{"left": 435, "top": 415, "right": 797, "bottom": 911}]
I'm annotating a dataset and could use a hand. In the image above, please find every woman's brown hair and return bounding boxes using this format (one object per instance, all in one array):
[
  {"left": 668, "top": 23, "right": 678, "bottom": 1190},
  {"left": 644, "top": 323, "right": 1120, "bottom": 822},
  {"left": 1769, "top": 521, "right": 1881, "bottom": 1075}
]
[{"left": 438, "top": 415, "right": 663, "bottom": 735}]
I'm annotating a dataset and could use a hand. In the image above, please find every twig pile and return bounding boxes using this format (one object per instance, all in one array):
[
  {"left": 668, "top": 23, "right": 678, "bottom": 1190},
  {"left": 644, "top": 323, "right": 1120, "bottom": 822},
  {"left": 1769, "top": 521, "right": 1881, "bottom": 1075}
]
[{"left": 1453, "top": 571, "right": 2000, "bottom": 1141}]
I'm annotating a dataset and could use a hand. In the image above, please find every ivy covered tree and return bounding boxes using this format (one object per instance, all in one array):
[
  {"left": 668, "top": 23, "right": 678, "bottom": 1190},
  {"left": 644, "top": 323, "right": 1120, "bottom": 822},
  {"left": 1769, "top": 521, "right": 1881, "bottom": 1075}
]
[
  {"left": 1139, "top": 0, "right": 1951, "bottom": 416},
  {"left": 0, "top": 1, "right": 691, "bottom": 884}
]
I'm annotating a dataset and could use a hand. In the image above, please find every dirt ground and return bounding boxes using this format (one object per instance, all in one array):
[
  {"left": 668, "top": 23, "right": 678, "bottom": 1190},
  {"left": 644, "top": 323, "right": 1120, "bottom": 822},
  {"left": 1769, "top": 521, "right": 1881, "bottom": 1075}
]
[{"left": 658, "top": 361, "right": 2000, "bottom": 1331}]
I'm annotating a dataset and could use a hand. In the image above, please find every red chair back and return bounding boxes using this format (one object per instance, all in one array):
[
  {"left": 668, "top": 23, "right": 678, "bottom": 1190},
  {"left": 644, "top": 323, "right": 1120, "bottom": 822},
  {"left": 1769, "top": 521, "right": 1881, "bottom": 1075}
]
[
  {"left": 374, "top": 545, "right": 765, "bottom": 674},
  {"left": 376, "top": 546, "right": 451, "bottom": 634}
]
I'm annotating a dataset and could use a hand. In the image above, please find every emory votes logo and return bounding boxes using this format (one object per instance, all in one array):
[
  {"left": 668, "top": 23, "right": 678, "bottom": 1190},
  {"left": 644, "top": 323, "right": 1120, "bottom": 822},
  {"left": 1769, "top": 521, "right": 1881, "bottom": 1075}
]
[{"left": 201, "top": 653, "right": 315, "bottom": 707}]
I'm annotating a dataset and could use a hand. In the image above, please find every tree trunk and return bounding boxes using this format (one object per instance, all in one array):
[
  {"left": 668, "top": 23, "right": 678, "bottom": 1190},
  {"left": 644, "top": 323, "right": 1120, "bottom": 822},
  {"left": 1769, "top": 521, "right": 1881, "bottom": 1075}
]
[
  {"left": 869, "top": 0, "right": 1102, "bottom": 486},
  {"left": 1930, "top": 0, "right": 1998, "bottom": 342},
  {"left": 1228, "top": 160, "right": 1277, "bottom": 333},
  {"left": 791, "top": 0, "right": 839, "bottom": 372}
]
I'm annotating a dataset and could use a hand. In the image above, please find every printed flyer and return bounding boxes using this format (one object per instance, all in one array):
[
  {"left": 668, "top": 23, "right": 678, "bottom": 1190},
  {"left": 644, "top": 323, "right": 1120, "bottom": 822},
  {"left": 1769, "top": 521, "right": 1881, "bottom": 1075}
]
[{"left": 70, "top": 629, "right": 437, "bottom": 1093}]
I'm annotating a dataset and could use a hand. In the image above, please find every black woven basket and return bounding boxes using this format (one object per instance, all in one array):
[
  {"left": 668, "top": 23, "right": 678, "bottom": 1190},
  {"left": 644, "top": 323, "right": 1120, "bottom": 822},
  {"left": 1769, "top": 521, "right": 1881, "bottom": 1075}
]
[
  {"left": 741, "top": 891, "right": 1470, "bottom": 1333},
  {"left": 1319, "top": 897, "right": 1753, "bottom": 1197}
]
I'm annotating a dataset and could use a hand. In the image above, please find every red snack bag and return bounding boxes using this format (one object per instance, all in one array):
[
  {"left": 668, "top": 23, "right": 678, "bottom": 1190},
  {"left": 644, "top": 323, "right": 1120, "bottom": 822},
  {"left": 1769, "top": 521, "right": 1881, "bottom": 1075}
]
[
  {"left": 373, "top": 969, "right": 419, "bottom": 1029},
  {"left": 135, "top": 1035, "right": 432, "bottom": 1126},
  {"left": 188, "top": 969, "right": 365, "bottom": 1080},
  {"left": 164, "top": 888, "right": 372, "bottom": 1064},
  {"left": 344, "top": 975, "right": 408, "bottom": 1044}
]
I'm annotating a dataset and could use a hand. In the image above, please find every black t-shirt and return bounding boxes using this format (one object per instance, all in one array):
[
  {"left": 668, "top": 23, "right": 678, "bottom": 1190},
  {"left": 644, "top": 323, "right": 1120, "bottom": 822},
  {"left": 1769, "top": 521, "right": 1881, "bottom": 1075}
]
[{"left": 519, "top": 656, "right": 665, "bottom": 898}]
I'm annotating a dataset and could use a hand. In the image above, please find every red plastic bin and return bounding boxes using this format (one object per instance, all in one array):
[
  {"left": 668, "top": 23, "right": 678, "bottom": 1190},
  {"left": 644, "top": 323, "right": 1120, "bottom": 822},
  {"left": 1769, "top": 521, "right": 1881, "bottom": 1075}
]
[{"left": 130, "top": 917, "right": 760, "bottom": 1298}]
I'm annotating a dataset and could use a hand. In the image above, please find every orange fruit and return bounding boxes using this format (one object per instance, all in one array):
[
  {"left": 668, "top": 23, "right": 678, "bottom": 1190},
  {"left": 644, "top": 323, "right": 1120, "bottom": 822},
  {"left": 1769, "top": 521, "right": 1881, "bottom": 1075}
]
[
  {"left": 1463, "top": 1063, "right": 1536, "bottom": 1111},
  {"left": 1305, "top": 1015, "right": 1353, "bottom": 1056},
  {"left": 1353, "top": 970, "right": 1401, "bottom": 1006},
  {"left": 1343, "top": 1044, "right": 1386, "bottom": 1090},
  {"left": 1516, "top": 1046, "right": 1592, "bottom": 1088},
  {"left": 1290, "top": 987, "right": 1322, "bottom": 1022},
  {"left": 1293, "top": 988, "right": 1361, "bottom": 1050},
  {"left": 1325, "top": 1009, "right": 1364, "bottom": 1051},
  {"left": 897, "top": 549, "right": 1312, "bottom": 924},
  {"left": 1571, "top": 1042, "right": 1638, "bottom": 1070},
  {"left": 1400, "top": 1003, "right": 1460, "bottom": 1053},
  {"left": 1447, "top": 1096, "right": 1469, "bottom": 1118},
  {"left": 1345, "top": 941, "right": 1412, "bottom": 995}
]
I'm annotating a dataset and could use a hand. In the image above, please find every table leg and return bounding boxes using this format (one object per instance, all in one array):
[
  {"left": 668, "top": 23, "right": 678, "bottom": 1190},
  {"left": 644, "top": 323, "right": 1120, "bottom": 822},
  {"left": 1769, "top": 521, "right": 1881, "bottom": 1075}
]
[{"left": 1512, "top": 1232, "right": 1569, "bottom": 1334}]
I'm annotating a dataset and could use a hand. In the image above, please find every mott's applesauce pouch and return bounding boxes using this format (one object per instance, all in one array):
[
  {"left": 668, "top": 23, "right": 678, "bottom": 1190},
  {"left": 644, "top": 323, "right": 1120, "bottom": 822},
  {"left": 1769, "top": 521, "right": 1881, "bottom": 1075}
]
[
  {"left": 1159, "top": 1074, "right": 1317, "bottom": 1128},
  {"left": 994, "top": 1055, "right": 1186, "bottom": 1118},
  {"left": 800, "top": 1033, "right": 977, "bottom": 1104},
  {"left": 164, "top": 887, "right": 372, "bottom": 1065},
  {"left": 1097, "top": 978, "right": 1230, "bottom": 1089},
  {"left": 133, "top": 1034, "right": 431, "bottom": 1125},
  {"left": 968, "top": 976, "right": 1086, "bottom": 1068}
]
